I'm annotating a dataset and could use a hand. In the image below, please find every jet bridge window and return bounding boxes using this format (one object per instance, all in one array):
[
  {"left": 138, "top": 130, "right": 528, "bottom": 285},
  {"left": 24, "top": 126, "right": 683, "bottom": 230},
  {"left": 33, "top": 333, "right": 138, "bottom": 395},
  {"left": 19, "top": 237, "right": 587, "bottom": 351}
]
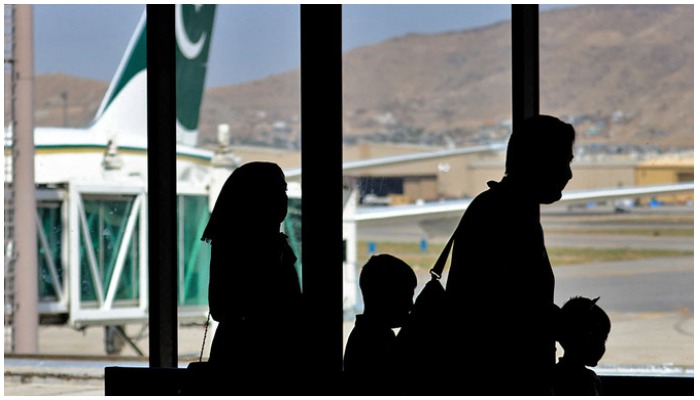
[
  {"left": 176, "top": 194, "right": 211, "bottom": 307},
  {"left": 37, "top": 202, "right": 64, "bottom": 302},
  {"left": 78, "top": 196, "right": 141, "bottom": 306}
]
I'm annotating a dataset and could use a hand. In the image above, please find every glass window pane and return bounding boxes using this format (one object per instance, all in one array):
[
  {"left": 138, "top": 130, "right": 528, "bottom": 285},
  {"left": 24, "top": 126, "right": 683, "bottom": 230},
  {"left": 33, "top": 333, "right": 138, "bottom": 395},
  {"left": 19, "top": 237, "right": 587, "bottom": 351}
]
[
  {"left": 182, "top": 3, "right": 302, "bottom": 359},
  {"left": 540, "top": 4, "right": 693, "bottom": 372},
  {"left": 37, "top": 202, "right": 63, "bottom": 300},
  {"left": 4, "top": 4, "right": 300, "bottom": 368},
  {"left": 342, "top": 3, "right": 513, "bottom": 347},
  {"left": 177, "top": 194, "right": 211, "bottom": 307}
]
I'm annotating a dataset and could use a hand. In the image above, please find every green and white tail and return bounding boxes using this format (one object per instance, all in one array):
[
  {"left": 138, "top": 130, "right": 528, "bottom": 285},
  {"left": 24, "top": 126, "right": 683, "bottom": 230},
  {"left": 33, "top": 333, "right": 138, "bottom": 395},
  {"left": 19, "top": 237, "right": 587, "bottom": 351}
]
[{"left": 90, "top": 5, "right": 216, "bottom": 146}]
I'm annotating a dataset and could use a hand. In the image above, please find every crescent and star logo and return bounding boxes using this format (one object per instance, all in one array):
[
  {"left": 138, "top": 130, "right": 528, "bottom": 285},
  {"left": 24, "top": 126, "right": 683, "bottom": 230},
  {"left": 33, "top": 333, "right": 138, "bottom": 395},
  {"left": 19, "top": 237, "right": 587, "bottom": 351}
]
[{"left": 175, "top": 4, "right": 206, "bottom": 60}]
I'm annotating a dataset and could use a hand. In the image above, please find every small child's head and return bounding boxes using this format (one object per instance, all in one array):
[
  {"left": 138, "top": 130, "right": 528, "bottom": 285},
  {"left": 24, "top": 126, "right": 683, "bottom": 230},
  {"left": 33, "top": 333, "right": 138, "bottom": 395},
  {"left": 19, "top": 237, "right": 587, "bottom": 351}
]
[
  {"left": 557, "top": 296, "right": 611, "bottom": 367},
  {"left": 359, "top": 254, "right": 417, "bottom": 328}
]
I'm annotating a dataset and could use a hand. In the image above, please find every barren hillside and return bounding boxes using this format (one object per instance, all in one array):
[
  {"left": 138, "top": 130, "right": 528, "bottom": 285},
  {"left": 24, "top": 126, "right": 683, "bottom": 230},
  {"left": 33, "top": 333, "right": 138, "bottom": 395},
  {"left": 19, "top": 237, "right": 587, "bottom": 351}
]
[{"left": 9, "top": 4, "right": 692, "bottom": 151}]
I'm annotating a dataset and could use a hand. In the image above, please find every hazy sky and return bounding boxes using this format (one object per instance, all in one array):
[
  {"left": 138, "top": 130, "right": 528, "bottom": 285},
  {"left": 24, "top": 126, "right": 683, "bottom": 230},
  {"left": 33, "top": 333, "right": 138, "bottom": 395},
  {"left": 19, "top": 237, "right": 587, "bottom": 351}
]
[{"left": 30, "top": 4, "right": 576, "bottom": 88}]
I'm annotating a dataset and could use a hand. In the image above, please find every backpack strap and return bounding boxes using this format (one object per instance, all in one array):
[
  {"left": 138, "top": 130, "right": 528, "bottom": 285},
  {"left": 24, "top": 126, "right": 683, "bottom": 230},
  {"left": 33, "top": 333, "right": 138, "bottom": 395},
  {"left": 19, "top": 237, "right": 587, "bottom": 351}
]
[
  {"left": 429, "top": 233, "right": 455, "bottom": 279},
  {"left": 430, "top": 202, "right": 471, "bottom": 279}
]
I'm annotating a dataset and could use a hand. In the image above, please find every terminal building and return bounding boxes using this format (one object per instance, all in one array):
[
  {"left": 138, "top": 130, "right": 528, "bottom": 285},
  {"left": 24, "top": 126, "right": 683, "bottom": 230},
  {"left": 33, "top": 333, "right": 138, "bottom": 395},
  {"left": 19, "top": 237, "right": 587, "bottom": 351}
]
[{"left": 231, "top": 142, "right": 694, "bottom": 206}]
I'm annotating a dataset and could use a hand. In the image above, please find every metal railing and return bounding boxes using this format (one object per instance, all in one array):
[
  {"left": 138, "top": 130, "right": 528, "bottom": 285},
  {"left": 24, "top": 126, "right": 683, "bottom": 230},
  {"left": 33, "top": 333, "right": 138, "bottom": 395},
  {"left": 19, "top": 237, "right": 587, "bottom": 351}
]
[{"left": 4, "top": 3, "right": 16, "bottom": 354}]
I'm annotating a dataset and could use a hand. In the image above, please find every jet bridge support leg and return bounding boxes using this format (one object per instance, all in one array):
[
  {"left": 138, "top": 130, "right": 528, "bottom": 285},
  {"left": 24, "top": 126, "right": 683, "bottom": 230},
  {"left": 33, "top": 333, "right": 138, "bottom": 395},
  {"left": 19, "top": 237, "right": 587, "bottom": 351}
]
[{"left": 105, "top": 325, "right": 145, "bottom": 357}]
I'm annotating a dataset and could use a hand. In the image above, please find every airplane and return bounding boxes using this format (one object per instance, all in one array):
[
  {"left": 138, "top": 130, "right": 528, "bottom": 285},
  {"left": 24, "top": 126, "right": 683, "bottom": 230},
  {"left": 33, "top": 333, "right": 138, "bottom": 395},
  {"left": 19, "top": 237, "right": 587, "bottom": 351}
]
[
  {"left": 4, "top": 4, "right": 693, "bottom": 355},
  {"left": 5, "top": 5, "right": 221, "bottom": 354},
  {"left": 24, "top": 5, "right": 216, "bottom": 185},
  {"left": 353, "top": 182, "right": 696, "bottom": 226},
  {"left": 342, "top": 177, "right": 693, "bottom": 318}
]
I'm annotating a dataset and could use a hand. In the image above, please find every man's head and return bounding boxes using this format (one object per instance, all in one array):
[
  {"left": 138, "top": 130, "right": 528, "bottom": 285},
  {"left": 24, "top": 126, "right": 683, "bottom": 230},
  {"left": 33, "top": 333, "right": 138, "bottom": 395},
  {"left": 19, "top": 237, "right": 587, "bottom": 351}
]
[
  {"left": 359, "top": 254, "right": 417, "bottom": 328},
  {"left": 505, "top": 115, "right": 576, "bottom": 204}
]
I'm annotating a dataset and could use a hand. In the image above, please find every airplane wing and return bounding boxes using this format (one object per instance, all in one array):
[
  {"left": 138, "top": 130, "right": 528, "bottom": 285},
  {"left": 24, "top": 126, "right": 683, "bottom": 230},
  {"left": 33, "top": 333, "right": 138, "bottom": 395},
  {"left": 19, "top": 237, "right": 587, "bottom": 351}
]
[
  {"left": 354, "top": 197, "right": 470, "bottom": 225},
  {"left": 283, "top": 142, "right": 507, "bottom": 180},
  {"left": 556, "top": 182, "right": 694, "bottom": 203},
  {"left": 353, "top": 182, "right": 694, "bottom": 227}
]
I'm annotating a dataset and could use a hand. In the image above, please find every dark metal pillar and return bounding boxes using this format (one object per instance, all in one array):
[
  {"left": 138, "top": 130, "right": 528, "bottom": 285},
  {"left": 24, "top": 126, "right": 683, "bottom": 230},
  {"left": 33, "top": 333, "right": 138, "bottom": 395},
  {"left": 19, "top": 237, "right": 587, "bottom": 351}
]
[
  {"left": 146, "top": 4, "right": 178, "bottom": 368},
  {"left": 300, "top": 4, "right": 344, "bottom": 373},
  {"left": 511, "top": 5, "right": 540, "bottom": 132}
]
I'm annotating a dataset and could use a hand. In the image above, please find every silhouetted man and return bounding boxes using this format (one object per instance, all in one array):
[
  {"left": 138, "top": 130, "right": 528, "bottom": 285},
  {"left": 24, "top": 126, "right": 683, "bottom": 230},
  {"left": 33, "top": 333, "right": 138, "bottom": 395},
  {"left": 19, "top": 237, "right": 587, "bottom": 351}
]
[{"left": 444, "top": 115, "right": 575, "bottom": 395}]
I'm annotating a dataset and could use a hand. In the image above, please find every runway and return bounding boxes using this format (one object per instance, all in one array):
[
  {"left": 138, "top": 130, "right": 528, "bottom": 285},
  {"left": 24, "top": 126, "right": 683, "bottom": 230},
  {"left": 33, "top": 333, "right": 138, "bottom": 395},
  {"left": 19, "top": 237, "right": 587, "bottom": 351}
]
[
  {"left": 5, "top": 304, "right": 693, "bottom": 395},
  {"left": 355, "top": 205, "right": 694, "bottom": 371},
  {"left": 4, "top": 206, "right": 694, "bottom": 395}
]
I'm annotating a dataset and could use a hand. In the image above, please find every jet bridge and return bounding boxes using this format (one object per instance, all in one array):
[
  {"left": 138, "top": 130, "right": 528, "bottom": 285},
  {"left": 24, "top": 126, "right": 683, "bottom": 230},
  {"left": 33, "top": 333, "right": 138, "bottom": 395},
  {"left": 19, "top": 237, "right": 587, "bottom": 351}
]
[
  {"left": 30, "top": 177, "right": 308, "bottom": 354},
  {"left": 33, "top": 180, "right": 211, "bottom": 350}
]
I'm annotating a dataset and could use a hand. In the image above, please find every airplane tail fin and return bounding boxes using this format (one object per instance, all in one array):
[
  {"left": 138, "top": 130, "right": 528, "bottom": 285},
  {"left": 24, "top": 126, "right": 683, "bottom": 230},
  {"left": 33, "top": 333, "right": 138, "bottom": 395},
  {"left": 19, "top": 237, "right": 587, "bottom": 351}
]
[
  {"left": 175, "top": 5, "right": 216, "bottom": 146},
  {"left": 90, "top": 5, "right": 216, "bottom": 146}
]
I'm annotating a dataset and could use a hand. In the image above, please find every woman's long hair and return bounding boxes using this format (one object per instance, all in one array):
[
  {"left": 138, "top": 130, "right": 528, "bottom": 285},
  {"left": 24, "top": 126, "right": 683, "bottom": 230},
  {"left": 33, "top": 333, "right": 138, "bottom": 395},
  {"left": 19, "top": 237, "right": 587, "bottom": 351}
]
[{"left": 201, "top": 161, "right": 288, "bottom": 245}]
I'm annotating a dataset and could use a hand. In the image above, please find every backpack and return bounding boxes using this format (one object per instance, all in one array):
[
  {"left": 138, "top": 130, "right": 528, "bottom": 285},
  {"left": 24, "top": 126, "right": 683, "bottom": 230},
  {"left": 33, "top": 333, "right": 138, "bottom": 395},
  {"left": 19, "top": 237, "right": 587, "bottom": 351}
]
[{"left": 392, "top": 234, "right": 455, "bottom": 373}]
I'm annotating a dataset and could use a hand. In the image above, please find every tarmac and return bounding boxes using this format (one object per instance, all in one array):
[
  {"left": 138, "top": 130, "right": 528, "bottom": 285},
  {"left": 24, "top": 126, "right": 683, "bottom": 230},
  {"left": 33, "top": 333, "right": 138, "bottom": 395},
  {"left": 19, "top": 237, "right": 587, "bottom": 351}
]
[
  {"left": 4, "top": 287, "right": 694, "bottom": 396},
  {"left": 6, "top": 201, "right": 693, "bottom": 395}
]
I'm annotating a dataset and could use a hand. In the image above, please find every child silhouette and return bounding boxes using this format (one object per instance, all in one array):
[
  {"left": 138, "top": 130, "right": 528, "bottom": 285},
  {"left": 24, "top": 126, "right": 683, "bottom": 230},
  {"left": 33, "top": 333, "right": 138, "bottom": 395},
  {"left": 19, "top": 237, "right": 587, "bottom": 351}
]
[
  {"left": 343, "top": 254, "right": 417, "bottom": 375},
  {"left": 554, "top": 296, "right": 611, "bottom": 396}
]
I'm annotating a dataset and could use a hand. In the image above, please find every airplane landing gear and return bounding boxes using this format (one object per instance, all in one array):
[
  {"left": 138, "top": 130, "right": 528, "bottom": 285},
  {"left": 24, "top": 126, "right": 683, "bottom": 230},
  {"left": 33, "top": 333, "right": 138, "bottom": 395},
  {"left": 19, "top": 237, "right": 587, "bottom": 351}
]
[{"left": 104, "top": 325, "right": 146, "bottom": 356}]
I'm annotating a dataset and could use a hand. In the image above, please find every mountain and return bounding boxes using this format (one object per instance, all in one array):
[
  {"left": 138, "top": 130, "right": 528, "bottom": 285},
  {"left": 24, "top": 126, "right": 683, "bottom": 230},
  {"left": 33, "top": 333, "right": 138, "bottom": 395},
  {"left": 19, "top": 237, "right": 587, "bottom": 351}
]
[
  {"left": 10, "top": 4, "right": 693, "bottom": 150},
  {"left": 4, "top": 73, "right": 108, "bottom": 129}
]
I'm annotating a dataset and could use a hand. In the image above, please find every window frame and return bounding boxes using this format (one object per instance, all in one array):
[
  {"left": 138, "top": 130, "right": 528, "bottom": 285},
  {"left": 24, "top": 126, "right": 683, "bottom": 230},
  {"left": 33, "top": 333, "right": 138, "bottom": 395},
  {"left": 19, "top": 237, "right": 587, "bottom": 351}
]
[{"left": 145, "top": 3, "right": 540, "bottom": 373}]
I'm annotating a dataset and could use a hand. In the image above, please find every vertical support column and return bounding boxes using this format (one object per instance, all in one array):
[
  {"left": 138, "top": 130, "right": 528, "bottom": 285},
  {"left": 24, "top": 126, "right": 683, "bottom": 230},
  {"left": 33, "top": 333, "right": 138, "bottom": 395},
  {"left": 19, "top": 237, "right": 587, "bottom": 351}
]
[
  {"left": 13, "top": 4, "right": 38, "bottom": 354},
  {"left": 146, "top": 4, "right": 178, "bottom": 368},
  {"left": 511, "top": 6, "right": 543, "bottom": 254},
  {"left": 511, "top": 5, "right": 540, "bottom": 132},
  {"left": 300, "top": 5, "right": 344, "bottom": 373}
]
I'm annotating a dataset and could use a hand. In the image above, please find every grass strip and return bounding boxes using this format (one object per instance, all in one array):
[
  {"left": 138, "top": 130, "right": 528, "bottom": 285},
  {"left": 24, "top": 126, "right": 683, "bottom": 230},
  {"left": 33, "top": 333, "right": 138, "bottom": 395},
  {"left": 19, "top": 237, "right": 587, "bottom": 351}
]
[
  {"left": 545, "top": 228, "right": 693, "bottom": 237},
  {"left": 357, "top": 240, "right": 693, "bottom": 271}
]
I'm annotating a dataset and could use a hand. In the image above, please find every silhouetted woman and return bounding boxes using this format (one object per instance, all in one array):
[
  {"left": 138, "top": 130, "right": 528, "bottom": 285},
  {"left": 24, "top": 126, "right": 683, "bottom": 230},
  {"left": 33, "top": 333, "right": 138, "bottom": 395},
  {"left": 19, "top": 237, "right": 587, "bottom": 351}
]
[{"left": 201, "top": 161, "right": 304, "bottom": 374}]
